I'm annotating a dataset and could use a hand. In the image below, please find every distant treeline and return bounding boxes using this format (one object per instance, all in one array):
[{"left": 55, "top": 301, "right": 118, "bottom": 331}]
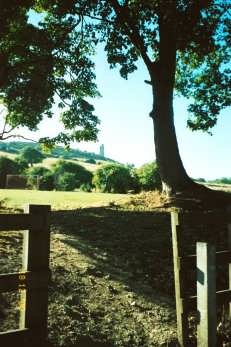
[
  {"left": 196, "top": 177, "right": 231, "bottom": 185},
  {"left": 0, "top": 141, "right": 114, "bottom": 162},
  {"left": 209, "top": 178, "right": 231, "bottom": 185}
]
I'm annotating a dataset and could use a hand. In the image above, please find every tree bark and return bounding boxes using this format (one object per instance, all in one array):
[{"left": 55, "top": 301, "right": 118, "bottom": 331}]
[
  {"left": 149, "top": 4, "right": 196, "bottom": 196},
  {"left": 151, "top": 77, "right": 194, "bottom": 196}
]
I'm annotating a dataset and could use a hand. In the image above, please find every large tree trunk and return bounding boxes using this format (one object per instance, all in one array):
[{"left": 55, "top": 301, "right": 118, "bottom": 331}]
[
  {"left": 151, "top": 78, "right": 194, "bottom": 196},
  {"left": 149, "top": 4, "right": 196, "bottom": 196},
  {"left": 141, "top": 3, "right": 231, "bottom": 206}
]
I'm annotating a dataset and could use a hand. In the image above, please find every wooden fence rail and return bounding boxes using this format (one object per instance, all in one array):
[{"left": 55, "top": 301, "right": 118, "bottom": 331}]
[
  {"left": 171, "top": 208, "right": 231, "bottom": 347},
  {"left": 0, "top": 204, "right": 51, "bottom": 347}
]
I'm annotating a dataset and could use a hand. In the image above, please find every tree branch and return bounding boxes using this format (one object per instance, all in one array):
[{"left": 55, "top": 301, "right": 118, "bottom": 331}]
[
  {"left": 144, "top": 80, "right": 152, "bottom": 85},
  {"left": 52, "top": 17, "right": 82, "bottom": 49},
  {"left": 0, "top": 133, "right": 37, "bottom": 142},
  {"left": 81, "top": 13, "right": 114, "bottom": 25},
  {"left": 55, "top": 91, "right": 71, "bottom": 107},
  {"left": 109, "top": 0, "right": 153, "bottom": 70},
  {"left": 1, "top": 114, "right": 8, "bottom": 137},
  {"left": 0, "top": 111, "right": 35, "bottom": 142}
]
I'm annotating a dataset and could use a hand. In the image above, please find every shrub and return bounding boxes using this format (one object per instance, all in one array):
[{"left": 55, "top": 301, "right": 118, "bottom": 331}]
[
  {"left": 136, "top": 162, "right": 161, "bottom": 191},
  {"left": 26, "top": 166, "right": 55, "bottom": 190},
  {"left": 26, "top": 166, "right": 50, "bottom": 177},
  {"left": 15, "top": 157, "right": 29, "bottom": 172},
  {"left": 38, "top": 172, "right": 55, "bottom": 191},
  {"left": 0, "top": 156, "right": 20, "bottom": 188},
  {"left": 214, "top": 177, "right": 231, "bottom": 184},
  {"left": 56, "top": 172, "right": 77, "bottom": 191},
  {"left": 79, "top": 183, "right": 93, "bottom": 192},
  {"left": 26, "top": 175, "right": 40, "bottom": 189},
  {"left": 53, "top": 160, "right": 92, "bottom": 188},
  {"left": 93, "top": 164, "right": 134, "bottom": 193},
  {"left": 196, "top": 178, "right": 206, "bottom": 183},
  {"left": 19, "top": 146, "right": 44, "bottom": 166},
  {"left": 85, "top": 158, "right": 96, "bottom": 164}
]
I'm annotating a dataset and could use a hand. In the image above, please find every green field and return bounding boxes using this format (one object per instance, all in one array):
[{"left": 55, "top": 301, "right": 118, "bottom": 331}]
[
  {"left": 0, "top": 189, "right": 127, "bottom": 210},
  {"left": 41, "top": 157, "right": 101, "bottom": 172}
]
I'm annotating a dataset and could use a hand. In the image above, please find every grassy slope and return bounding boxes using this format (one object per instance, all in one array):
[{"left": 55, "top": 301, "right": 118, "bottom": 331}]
[
  {"left": 0, "top": 147, "right": 110, "bottom": 173},
  {"left": 41, "top": 157, "right": 101, "bottom": 172},
  {"left": 0, "top": 151, "right": 16, "bottom": 159},
  {"left": 0, "top": 148, "right": 109, "bottom": 175},
  {"left": 0, "top": 189, "right": 127, "bottom": 210}
]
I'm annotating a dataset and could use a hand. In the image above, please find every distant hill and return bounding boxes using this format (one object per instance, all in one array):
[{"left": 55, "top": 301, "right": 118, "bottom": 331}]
[{"left": 0, "top": 141, "right": 115, "bottom": 163}]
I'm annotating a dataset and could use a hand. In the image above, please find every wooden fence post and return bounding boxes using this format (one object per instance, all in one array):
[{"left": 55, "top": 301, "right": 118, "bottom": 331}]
[
  {"left": 20, "top": 204, "right": 51, "bottom": 347},
  {"left": 171, "top": 211, "right": 188, "bottom": 346},
  {"left": 197, "top": 242, "right": 216, "bottom": 347}
]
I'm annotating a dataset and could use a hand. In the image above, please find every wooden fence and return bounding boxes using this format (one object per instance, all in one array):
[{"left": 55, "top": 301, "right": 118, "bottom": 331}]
[
  {"left": 0, "top": 204, "right": 51, "bottom": 347},
  {"left": 171, "top": 209, "right": 231, "bottom": 346}
]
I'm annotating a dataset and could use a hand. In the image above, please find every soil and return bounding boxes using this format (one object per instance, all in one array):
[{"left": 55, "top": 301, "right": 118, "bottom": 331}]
[{"left": 0, "top": 191, "right": 231, "bottom": 346}]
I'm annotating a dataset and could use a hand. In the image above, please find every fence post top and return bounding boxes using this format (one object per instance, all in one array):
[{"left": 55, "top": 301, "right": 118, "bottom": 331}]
[
  {"left": 170, "top": 207, "right": 182, "bottom": 213},
  {"left": 24, "top": 204, "right": 51, "bottom": 214}
]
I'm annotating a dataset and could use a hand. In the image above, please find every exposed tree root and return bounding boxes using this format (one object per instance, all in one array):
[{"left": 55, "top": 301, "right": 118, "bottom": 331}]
[{"left": 164, "top": 183, "right": 231, "bottom": 211}]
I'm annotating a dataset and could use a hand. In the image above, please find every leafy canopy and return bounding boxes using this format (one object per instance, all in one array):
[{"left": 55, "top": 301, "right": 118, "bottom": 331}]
[
  {"left": 19, "top": 146, "right": 44, "bottom": 166},
  {"left": 0, "top": 156, "right": 20, "bottom": 188},
  {"left": 93, "top": 163, "right": 134, "bottom": 193},
  {"left": 136, "top": 162, "right": 161, "bottom": 191},
  {"left": 52, "top": 160, "right": 93, "bottom": 187},
  {"left": 0, "top": 1, "right": 100, "bottom": 145},
  {"left": 0, "top": 0, "right": 230, "bottom": 144},
  {"left": 55, "top": 172, "right": 77, "bottom": 191}
]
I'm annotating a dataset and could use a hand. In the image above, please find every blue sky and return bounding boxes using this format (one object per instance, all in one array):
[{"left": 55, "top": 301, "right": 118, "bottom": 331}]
[
  {"left": 81, "top": 53, "right": 231, "bottom": 181},
  {"left": 4, "top": 11, "right": 231, "bottom": 180},
  {"left": 19, "top": 45, "right": 230, "bottom": 181}
]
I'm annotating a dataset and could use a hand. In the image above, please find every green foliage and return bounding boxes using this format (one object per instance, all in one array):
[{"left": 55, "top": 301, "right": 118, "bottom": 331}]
[
  {"left": 213, "top": 177, "right": 231, "bottom": 185},
  {"left": 1, "top": 2, "right": 229, "bottom": 145},
  {"left": 55, "top": 172, "right": 76, "bottom": 191},
  {"left": 19, "top": 146, "right": 44, "bottom": 166},
  {"left": 79, "top": 183, "right": 93, "bottom": 192},
  {"left": 0, "top": 3, "right": 100, "bottom": 145},
  {"left": 26, "top": 165, "right": 49, "bottom": 176},
  {"left": 0, "top": 2, "right": 230, "bottom": 192},
  {"left": 38, "top": 172, "right": 55, "bottom": 191},
  {"left": 136, "top": 162, "right": 161, "bottom": 191},
  {"left": 41, "top": 1, "right": 230, "bottom": 135},
  {"left": 85, "top": 158, "right": 96, "bottom": 164},
  {"left": 0, "top": 156, "right": 20, "bottom": 188},
  {"left": 93, "top": 164, "right": 134, "bottom": 193},
  {"left": 27, "top": 165, "right": 55, "bottom": 190},
  {"left": 0, "top": 141, "right": 114, "bottom": 163},
  {"left": 14, "top": 156, "right": 29, "bottom": 173},
  {"left": 26, "top": 175, "right": 40, "bottom": 190},
  {"left": 196, "top": 178, "right": 206, "bottom": 183},
  {"left": 53, "top": 160, "right": 92, "bottom": 188},
  {"left": 0, "top": 141, "right": 38, "bottom": 154}
]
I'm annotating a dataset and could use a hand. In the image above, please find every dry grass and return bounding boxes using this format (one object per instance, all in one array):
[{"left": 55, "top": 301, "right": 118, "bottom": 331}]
[
  {"left": 40, "top": 157, "right": 103, "bottom": 172},
  {"left": 0, "top": 189, "right": 127, "bottom": 211},
  {"left": 0, "top": 151, "right": 16, "bottom": 159},
  {"left": 121, "top": 190, "right": 169, "bottom": 210}
]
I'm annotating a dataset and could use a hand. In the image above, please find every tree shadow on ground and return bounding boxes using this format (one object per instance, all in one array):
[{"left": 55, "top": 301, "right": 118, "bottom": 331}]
[
  {"left": 46, "top": 337, "right": 113, "bottom": 347},
  {"left": 49, "top": 207, "right": 178, "bottom": 346},
  {"left": 49, "top": 206, "right": 231, "bottom": 347},
  {"left": 51, "top": 207, "right": 174, "bottom": 302}
]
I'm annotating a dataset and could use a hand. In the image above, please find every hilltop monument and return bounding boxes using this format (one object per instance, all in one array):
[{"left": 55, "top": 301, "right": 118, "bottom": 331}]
[{"left": 99, "top": 144, "right": 104, "bottom": 157}]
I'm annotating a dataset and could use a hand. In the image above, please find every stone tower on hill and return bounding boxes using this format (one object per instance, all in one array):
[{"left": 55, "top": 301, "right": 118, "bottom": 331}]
[{"left": 99, "top": 144, "right": 104, "bottom": 157}]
